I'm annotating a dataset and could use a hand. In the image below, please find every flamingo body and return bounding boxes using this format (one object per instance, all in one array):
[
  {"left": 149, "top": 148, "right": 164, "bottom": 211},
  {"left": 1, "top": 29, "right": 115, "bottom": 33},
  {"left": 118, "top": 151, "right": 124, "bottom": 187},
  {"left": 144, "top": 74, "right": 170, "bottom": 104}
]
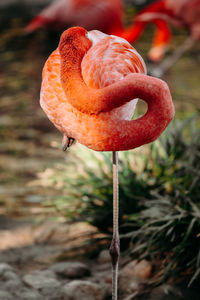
[
  {"left": 131, "top": 0, "right": 200, "bottom": 61},
  {"left": 40, "top": 27, "right": 174, "bottom": 151},
  {"left": 25, "top": 0, "right": 123, "bottom": 35},
  {"left": 165, "top": 0, "right": 200, "bottom": 40}
]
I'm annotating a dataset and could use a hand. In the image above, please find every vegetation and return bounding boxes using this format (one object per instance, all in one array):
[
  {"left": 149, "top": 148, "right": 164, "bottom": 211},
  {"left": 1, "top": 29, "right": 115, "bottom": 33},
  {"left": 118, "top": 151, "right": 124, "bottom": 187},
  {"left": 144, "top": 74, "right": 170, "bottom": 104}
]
[{"left": 45, "top": 116, "right": 200, "bottom": 286}]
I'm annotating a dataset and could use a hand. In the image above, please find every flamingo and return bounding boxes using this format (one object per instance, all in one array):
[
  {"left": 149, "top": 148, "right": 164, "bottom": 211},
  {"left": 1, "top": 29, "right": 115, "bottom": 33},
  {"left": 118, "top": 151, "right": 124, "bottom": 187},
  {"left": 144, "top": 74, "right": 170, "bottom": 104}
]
[
  {"left": 24, "top": 0, "right": 169, "bottom": 48},
  {"left": 126, "top": 0, "right": 200, "bottom": 76},
  {"left": 40, "top": 26, "right": 174, "bottom": 299},
  {"left": 25, "top": 0, "right": 123, "bottom": 35}
]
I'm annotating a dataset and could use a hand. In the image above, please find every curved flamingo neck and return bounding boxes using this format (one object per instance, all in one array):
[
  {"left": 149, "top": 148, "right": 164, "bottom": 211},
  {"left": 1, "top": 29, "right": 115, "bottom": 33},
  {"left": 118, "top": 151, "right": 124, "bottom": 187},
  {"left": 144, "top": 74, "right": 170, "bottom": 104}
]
[{"left": 57, "top": 27, "right": 174, "bottom": 151}]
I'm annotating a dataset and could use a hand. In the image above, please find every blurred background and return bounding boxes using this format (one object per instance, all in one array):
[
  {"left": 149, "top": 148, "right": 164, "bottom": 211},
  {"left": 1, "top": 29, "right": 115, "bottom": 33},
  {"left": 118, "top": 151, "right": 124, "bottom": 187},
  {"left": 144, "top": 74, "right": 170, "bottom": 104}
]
[{"left": 0, "top": 0, "right": 200, "bottom": 299}]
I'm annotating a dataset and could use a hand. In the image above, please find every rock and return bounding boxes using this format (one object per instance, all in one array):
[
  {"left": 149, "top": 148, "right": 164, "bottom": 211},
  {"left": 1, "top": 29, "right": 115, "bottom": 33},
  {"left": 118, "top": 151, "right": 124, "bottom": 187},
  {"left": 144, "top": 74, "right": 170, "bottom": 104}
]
[
  {"left": 121, "top": 259, "right": 152, "bottom": 280},
  {"left": 23, "top": 270, "right": 60, "bottom": 290},
  {"left": 0, "top": 263, "right": 14, "bottom": 275},
  {"left": 0, "top": 290, "right": 13, "bottom": 300},
  {"left": 23, "top": 270, "right": 62, "bottom": 299},
  {"left": 118, "top": 260, "right": 151, "bottom": 299},
  {"left": 20, "top": 291, "right": 41, "bottom": 300},
  {"left": 2, "top": 270, "right": 19, "bottom": 281},
  {"left": 41, "top": 287, "right": 63, "bottom": 300},
  {"left": 0, "top": 245, "right": 61, "bottom": 266},
  {"left": 50, "top": 262, "right": 90, "bottom": 279},
  {"left": 98, "top": 250, "right": 110, "bottom": 264},
  {"left": 62, "top": 280, "right": 106, "bottom": 300},
  {"left": 15, "top": 288, "right": 42, "bottom": 300},
  {"left": 0, "top": 264, "right": 21, "bottom": 291},
  {"left": 118, "top": 275, "right": 144, "bottom": 299},
  {"left": 4, "top": 278, "right": 21, "bottom": 290},
  {"left": 149, "top": 285, "right": 183, "bottom": 300}
]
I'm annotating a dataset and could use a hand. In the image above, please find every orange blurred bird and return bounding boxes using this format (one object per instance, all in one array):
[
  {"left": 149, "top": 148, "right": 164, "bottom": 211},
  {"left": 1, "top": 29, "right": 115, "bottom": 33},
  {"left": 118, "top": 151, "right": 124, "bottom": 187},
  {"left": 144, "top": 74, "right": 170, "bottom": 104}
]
[
  {"left": 24, "top": 0, "right": 171, "bottom": 48},
  {"left": 40, "top": 26, "right": 174, "bottom": 299},
  {"left": 126, "top": 0, "right": 200, "bottom": 75},
  {"left": 25, "top": 0, "right": 123, "bottom": 35}
]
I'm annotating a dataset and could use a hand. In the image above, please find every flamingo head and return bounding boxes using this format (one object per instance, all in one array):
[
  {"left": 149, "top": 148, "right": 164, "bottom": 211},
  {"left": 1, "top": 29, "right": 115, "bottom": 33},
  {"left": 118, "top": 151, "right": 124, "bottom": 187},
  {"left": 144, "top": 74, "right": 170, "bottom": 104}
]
[{"left": 59, "top": 27, "right": 92, "bottom": 62}]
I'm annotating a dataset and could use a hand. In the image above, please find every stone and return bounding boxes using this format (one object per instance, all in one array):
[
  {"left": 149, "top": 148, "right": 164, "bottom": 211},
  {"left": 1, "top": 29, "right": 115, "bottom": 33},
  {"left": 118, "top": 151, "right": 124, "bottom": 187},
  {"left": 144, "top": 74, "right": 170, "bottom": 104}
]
[
  {"left": 118, "top": 275, "right": 144, "bottom": 299},
  {"left": 23, "top": 270, "right": 60, "bottom": 290},
  {"left": 0, "top": 264, "right": 21, "bottom": 292},
  {"left": 98, "top": 250, "right": 111, "bottom": 264},
  {"left": 118, "top": 259, "right": 151, "bottom": 299},
  {"left": 0, "top": 290, "right": 13, "bottom": 300},
  {"left": 15, "top": 288, "right": 42, "bottom": 300},
  {"left": 62, "top": 280, "right": 106, "bottom": 300},
  {"left": 121, "top": 259, "right": 152, "bottom": 279},
  {"left": 149, "top": 285, "right": 184, "bottom": 300},
  {"left": 4, "top": 278, "right": 21, "bottom": 290},
  {"left": 50, "top": 261, "right": 90, "bottom": 278},
  {"left": 2, "top": 270, "right": 19, "bottom": 281},
  {"left": 41, "top": 288, "right": 63, "bottom": 300},
  {"left": 0, "top": 263, "right": 14, "bottom": 275}
]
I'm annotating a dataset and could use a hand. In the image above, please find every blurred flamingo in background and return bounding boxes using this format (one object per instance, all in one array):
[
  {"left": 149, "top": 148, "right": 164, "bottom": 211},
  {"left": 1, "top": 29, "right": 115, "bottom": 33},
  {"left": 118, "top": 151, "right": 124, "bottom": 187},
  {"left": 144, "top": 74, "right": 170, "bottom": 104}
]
[
  {"left": 25, "top": 0, "right": 123, "bottom": 35},
  {"left": 25, "top": 0, "right": 200, "bottom": 76},
  {"left": 126, "top": 0, "right": 200, "bottom": 76},
  {"left": 24, "top": 0, "right": 169, "bottom": 47},
  {"left": 40, "top": 26, "right": 174, "bottom": 299}
]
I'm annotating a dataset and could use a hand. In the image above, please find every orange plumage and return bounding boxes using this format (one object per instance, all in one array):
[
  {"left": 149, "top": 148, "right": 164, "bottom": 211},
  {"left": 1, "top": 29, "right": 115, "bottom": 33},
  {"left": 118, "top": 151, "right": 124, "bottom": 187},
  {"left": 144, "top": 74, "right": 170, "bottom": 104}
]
[{"left": 40, "top": 27, "right": 174, "bottom": 151}]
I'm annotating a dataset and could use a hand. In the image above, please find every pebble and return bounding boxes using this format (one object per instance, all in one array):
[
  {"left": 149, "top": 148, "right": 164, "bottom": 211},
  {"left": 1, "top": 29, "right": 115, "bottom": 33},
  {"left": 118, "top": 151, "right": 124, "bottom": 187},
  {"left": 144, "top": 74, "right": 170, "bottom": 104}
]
[
  {"left": 118, "top": 275, "right": 144, "bottom": 299},
  {"left": 149, "top": 285, "right": 183, "bottom": 300},
  {"left": 121, "top": 259, "right": 152, "bottom": 279},
  {"left": 0, "top": 290, "right": 13, "bottom": 300},
  {"left": 118, "top": 259, "right": 151, "bottom": 299},
  {"left": 50, "top": 261, "right": 90, "bottom": 278},
  {"left": 62, "top": 280, "right": 106, "bottom": 300},
  {"left": 98, "top": 250, "right": 111, "bottom": 264},
  {"left": 0, "top": 263, "right": 21, "bottom": 292},
  {"left": 15, "top": 288, "right": 42, "bottom": 300},
  {"left": 0, "top": 263, "right": 14, "bottom": 275},
  {"left": 23, "top": 270, "right": 60, "bottom": 290}
]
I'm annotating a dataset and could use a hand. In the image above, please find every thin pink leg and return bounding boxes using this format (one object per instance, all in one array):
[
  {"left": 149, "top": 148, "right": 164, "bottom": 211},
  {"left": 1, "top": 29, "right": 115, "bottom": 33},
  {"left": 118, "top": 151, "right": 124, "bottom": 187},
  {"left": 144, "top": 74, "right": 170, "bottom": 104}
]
[{"left": 109, "top": 151, "right": 120, "bottom": 300}]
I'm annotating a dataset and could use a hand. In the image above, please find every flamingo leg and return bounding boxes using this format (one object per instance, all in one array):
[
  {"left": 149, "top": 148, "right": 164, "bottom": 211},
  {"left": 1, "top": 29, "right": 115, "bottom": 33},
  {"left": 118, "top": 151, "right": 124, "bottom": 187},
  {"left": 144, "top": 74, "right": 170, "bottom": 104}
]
[
  {"left": 62, "top": 135, "right": 75, "bottom": 151},
  {"left": 148, "top": 37, "right": 194, "bottom": 77},
  {"left": 109, "top": 151, "right": 120, "bottom": 300}
]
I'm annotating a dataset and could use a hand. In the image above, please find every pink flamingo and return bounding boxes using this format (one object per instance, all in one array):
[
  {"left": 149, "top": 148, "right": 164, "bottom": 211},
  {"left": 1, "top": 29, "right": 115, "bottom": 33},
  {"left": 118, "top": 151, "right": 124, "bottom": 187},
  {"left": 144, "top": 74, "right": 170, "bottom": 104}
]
[
  {"left": 25, "top": 0, "right": 123, "bottom": 35},
  {"left": 126, "top": 0, "right": 200, "bottom": 76},
  {"left": 40, "top": 26, "right": 174, "bottom": 299},
  {"left": 24, "top": 0, "right": 173, "bottom": 51}
]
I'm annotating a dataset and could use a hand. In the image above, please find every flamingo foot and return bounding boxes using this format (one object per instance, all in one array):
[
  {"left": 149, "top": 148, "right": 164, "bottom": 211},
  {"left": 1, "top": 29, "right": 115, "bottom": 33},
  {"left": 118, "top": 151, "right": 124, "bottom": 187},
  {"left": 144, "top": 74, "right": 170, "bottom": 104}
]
[{"left": 62, "top": 135, "right": 75, "bottom": 151}]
